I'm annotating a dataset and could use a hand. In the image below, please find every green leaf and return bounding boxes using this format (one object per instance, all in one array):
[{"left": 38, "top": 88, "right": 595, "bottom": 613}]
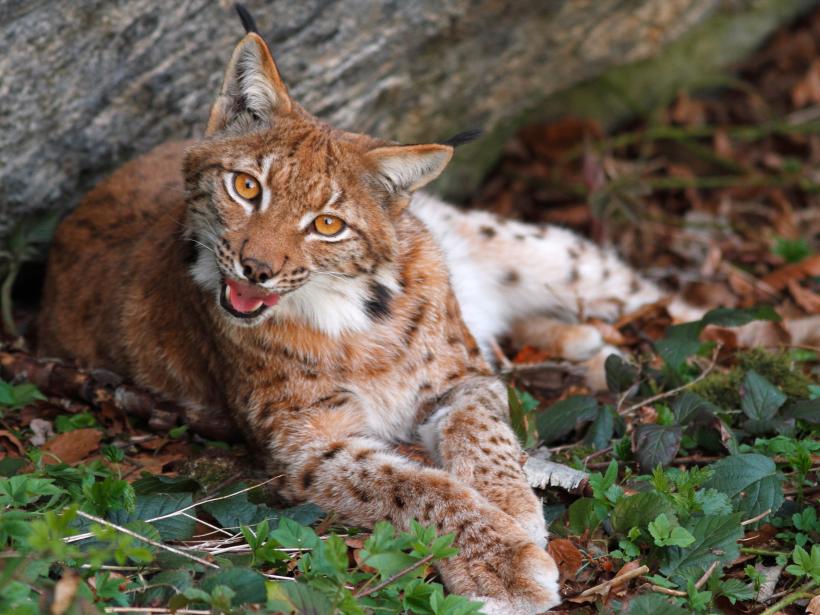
[
  {"left": 693, "top": 489, "right": 732, "bottom": 515},
  {"left": 703, "top": 454, "right": 784, "bottom": 518},
  {"left": 660, "top": 513, "right": 743, "bottom": 580},
  {"left": 584, "top": 405, "right": 615, "bottom": 451},
  {"left": 772, "top": 237, "right": 810, "bottom": 263},
  {"left": 632, "top": 424, "right": 681, "bottom": 473},
  {"left": 567, "top": 497, "right": 603, "bottom": 534},
  {"left": 741, "top": 371, "right": 787, "bottom": 422},
  {"left": 648, "top": 513, "right": 695, "bottom": 548},
  {"left": 132, "top": 475, "right": 200, "bottom": 495},
  {"left": 622, "top": 594, "right": 689, "bottom": 615},
  {"left": 605, "top": 355, "right": 638, "bottom": 393},
  {"left": 54, "top": 413, "right": 99, "bottom": 433},
  {"left": 715, "top": 578, "right": 755, "bottom": 604},
  {"left": 201, "top": 568, "right": 266, "bottom": 605},
  {"left": 535, "top": 396, "right": 598, "bottom": 444},
  {"left": 702, "top": 306, "right": 780, "bottom": 327},
  {"left": 139, "top": 569, "right": 192, "bottom": 605},
  {"left": 202, "top": 486, "right": 278, "bottom": 528},
  {"left": 109, "top": 493, "right": 196, "bottom": 541},
  {"left": 672, "top": 393, "right": 717, "bottom": 425},
  {"left": 267, "top": 581, "right": 334, "bottom": 614},
  {"left": 655, "top": 321, "right": 703, "bottom": 370},
  {"left": 782, "top": 398, "right": 820, "bottom": 424},
  {"left": 611, "top": 492, "right": 675, "bottom": 536}
]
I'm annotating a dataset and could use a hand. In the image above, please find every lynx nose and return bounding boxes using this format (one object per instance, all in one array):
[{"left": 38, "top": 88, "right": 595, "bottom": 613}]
[{"left": 240, "top": 257, "right": 273, "bottom": 284}]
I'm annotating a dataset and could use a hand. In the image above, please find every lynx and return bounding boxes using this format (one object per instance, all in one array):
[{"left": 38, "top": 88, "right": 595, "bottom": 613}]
[{"left": 39, "top": 6, "right": 680, "bottom": 612}]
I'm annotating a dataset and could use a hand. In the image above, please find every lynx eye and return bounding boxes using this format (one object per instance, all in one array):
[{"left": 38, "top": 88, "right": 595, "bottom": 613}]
[
  {"left": 313, "top": 215, "right": 345, "bottom": 236},
  {"left": 233, "top": 172, "right": 261, "bottom": 202}
]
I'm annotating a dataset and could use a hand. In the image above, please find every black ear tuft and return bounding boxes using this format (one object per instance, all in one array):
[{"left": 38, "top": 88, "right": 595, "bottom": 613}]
[
  {"left": 234, "top": 3, "right": 259, "bottom": 34},
  {"left": 441, "top": 128, "right": 482, "bottom": 148}
]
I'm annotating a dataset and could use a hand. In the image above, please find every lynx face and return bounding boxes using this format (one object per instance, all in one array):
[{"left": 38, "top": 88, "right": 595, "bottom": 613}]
[{"left": 182, "top": 33, "right": 451, "bottom": 333}]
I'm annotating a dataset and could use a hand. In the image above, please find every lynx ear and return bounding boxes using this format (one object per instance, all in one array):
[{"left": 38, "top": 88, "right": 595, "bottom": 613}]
[
  {"left": 367, "top": 144, "right": 453, "bottom": 193},
  {"left": 206, "top": 33, "right": 292, "bottom": 134}
]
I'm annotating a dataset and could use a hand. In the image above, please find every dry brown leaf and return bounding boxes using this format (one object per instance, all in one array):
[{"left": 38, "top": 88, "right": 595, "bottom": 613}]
[
  {"left": 792, "top": 58, "right": 820, "bottom": 108},
  {"left": 548, "top": 538, "right": 583, "bottom": 581},
  {"left": 51, "top": 569, "right": 80, "bottom": 615},
  {"left": 787, "top": 279, "right": 820, "bottom": 314},
  {"left": 0, "top": 430, "right": 26, "bottom": 456},
  {"left": 807, "top": 594, "right": 820, "bottom": 615},
  {"left": 762, "top": 254, "right": 820, "bottom": 290},
  {"left": 42, "top": 428, "right": 102, "bottom": 465}
]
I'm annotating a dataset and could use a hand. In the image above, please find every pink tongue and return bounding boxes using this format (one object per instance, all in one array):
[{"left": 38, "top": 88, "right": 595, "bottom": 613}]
[{"left": 226, "top": 279, "right": 279, "bottom": 313}]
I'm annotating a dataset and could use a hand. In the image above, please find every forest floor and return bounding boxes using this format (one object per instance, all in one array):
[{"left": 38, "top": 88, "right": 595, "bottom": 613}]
[{"left": 0, "top": 8, "right": 818, "bottom": 615}]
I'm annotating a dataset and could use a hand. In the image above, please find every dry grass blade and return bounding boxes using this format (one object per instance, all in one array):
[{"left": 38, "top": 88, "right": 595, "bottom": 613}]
[{"left": 74, "top": 510, "right": 218, "bottom": 570}]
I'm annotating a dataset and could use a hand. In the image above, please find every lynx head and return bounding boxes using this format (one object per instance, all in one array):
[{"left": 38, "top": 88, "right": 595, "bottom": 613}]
[{"left": 183, "top": 20, "right": 453, "bottom": 333}]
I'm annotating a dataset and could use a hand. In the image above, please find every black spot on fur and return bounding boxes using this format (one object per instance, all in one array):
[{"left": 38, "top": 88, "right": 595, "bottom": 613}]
[
  {"left": 568, "top": 268, "right": 580, "bottom": 283},
  {"left": 479, "top": 226, "right": 496, "bottom": 239},
  {"left": 365, "top": 281, "right": 392, "bottom": 320},
  {"left": 503, "top": 269, "right": 520, "bottom": 285},
  {"left": 394, "top": 494, "right": 405, "bottom": 508},
  {"left": 301, "top": 470, "right": 314, "bottom": 490},
  {"left": 322, "top": 443, "right": 344, "bottom": 459}
]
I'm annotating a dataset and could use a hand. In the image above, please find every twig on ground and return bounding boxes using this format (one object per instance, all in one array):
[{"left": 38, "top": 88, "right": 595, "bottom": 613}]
[
  {"left": 488, "top": 338, "right": 513, "bottom": 371},
  {"left": 695, "top": 561, "right": 719, "bottom": 589},
  {"left": 645, "top": 583, "right": 687, "bottom": 597},
  {"left": 575, "top": 564, "right": 649, "bottom": 598},
  {"left": 354, "top": 553, "right": 436, "bottom": 598},
  {"left": 741, "top": 509, "right": 772, "bottom": 526},
  {"left": 75, "top": 510, "right": 218, "bottom": 570},
  {"left": 619, "top": 343, "right": 721, "bottom": 417}
]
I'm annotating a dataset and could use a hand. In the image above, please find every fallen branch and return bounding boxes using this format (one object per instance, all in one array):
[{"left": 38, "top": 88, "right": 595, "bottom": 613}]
[
  {"left": 575, "top": 564, "right": 649, "bottom": 598},
  {"left": 104, "top": 609, "right": 211, "bottom": 614},
  {"left": 645, "top": 583, "right": 687, "bottom": 597},
  {"left": 695, "top": 561, "right": 719, "bottom": 589},
  {"left": 74, "top": 510, "right": 218, "bottom": 570}
]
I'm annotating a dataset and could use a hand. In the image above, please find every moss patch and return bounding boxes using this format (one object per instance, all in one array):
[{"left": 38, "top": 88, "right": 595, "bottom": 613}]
[{"left": 693, "top": 348, "right": 812, "bottom": 409}]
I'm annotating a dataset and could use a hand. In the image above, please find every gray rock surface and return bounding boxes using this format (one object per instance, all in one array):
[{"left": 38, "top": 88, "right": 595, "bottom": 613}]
[{"left": 0, "top": 0, "right": 812, "bottom": 236}]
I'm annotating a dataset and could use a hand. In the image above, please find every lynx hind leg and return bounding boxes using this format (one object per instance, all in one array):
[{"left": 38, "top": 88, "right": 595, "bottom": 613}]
[
  {"left": 411, "top": 194, "right": 666, "bottom": 338},
  {"left": 268, "top": 409, "right": 560, "bottom": 614},
  {"left": 418, "top": 377, "right": 549, "bottom": 548}
]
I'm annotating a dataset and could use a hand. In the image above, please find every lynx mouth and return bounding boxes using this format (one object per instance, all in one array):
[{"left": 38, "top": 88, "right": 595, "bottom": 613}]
[{"left": 219, "top": 278, "right": 280, "bottom": 319}]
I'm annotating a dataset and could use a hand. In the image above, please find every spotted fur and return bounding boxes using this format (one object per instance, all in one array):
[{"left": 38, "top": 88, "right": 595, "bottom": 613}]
[{"left": 38, "top": 26, "right": 692, "bottom": 613}]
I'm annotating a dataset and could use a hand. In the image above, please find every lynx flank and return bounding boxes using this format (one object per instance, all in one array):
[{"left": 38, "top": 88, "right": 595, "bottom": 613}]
[{"left": 39, "top": 7, "right": 676, "bottom": 613}]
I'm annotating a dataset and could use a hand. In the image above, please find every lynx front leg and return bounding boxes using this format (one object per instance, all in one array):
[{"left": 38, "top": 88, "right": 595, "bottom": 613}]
[
  {"left": 418, "top": 377, "right": 549, "bottom": 548},
  {"left": 265, "top": 407, "right": 560, "bottom": 615}
]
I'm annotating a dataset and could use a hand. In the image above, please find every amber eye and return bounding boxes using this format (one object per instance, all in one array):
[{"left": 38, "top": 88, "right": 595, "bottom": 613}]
[
  {"left": 233, "top": 172, "right": 261, "bottom": 202},
  {"left": 313, "top": 215, "right": 345, "bottom": 236}
]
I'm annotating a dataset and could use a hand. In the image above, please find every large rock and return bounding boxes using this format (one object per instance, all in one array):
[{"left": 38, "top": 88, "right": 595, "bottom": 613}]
[{"left": 0, "top": 0, "right": 813, "bottom": 237}]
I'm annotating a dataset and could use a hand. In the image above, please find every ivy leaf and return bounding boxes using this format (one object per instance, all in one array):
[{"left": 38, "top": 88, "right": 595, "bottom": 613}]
[
  {"left": 605, "top": 355, "right": 638, "bottom": 393},
  {"left": 535, "top": 396, "right": 598, "bottom": 444},
  {"left": 584, "top": 405, "right": 615, "bottom": 451},
  {"left": 632, "top": 424, "right": 681, "bottom": 473},
  {"left": 660, "top": 513, "right": 743, "bottom": 580},
  {"left": 703, "top": 454, "right": 784, "bottom": 518},
  {"left": 672, "top": 392, "right": 717, "bottom": 425},
  {"left": 741, "top": 371, "right": 787, "bottom": 422}
]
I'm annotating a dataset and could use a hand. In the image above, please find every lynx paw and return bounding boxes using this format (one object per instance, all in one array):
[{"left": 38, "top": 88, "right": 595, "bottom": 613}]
[
  {"left": 443, "top": 510, "right": 560, "bottom": 615},
  {"left": 471, "top": 544, "right": 560, "bottom": 614}
]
